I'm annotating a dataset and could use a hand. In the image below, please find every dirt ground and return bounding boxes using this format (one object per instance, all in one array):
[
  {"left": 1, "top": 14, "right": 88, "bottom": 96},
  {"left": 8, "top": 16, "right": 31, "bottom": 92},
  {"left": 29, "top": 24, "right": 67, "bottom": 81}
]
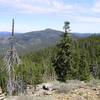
[
  {"left": 51, "top": 86, "right": 100, "bottom": 100},
  {"left": 5, "top": 81, "right": 100, "bottom": 100}
]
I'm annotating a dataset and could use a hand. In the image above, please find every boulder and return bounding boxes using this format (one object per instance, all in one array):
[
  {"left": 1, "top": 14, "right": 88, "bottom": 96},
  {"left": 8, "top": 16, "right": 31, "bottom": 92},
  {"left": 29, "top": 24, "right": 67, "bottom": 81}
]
[
  {"left": 0, "top": 87, "right": 5, "bottom": 100},
  {"left": 32, "top": 82, "right": 59, "bottom": 96},
  {"left": 26, "top": 85, "right": 35, "bottom": 95}
]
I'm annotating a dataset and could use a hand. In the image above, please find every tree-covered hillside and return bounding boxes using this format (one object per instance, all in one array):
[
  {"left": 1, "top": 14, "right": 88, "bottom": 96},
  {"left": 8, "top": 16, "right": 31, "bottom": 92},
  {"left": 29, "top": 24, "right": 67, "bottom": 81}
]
[
  {"left": 0, "top": 33, "right": 100, "bottom": 93},
  {"left": 78, "top": 34, "right": 100, "bottom": 79},
  {"left": 0, "top": 29, "right": 93, "bottom": 54}
]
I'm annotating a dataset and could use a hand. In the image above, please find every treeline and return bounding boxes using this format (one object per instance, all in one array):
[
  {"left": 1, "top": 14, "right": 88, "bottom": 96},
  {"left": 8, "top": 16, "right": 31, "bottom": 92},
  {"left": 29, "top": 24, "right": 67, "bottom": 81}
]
[
  {"left": 0, "top": 33, "right": 100, "bottom": 92},
  {"left": 78, "top": 34, "right": 100, "bottom": 79}
]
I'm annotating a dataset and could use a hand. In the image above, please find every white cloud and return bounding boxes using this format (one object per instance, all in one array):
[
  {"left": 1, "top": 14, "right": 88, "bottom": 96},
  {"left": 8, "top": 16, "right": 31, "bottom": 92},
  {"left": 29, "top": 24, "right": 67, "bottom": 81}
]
[
  {"left": 92, "top": 0, "right": 100, "bottom": 13},
  {"left": 0, "top": 22, "right": 11, "bottom": 32},
  {"left": 0, "top": 22, "right": 45, "bottom": 32},
  {"left": 0, "top": 0, "right": 73, "bottom": 14},
  {"left": 36, "top": 0, "right": 50, "bottom": 5},
  {"left": 76, "top": 16, "right": 100, "bottom": 23},
  {"left": 52, "top": 1, "right": 73, "bottom": 10}
]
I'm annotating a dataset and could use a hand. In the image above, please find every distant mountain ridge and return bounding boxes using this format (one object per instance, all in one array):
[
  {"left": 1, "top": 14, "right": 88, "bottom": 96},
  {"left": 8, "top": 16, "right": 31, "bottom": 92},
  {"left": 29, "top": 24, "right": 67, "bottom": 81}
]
[
  {"left": 0, "top": 29, "right": 99, "bottom": 38},
  {"left": 0, "top": 32, "right": 11, "bottom": 37},
  {"left": 0, "top": 32, "right": 21, "bottom": 38},
  {"left": 0, "top": 28, "right": 99, "bottom": 54}
]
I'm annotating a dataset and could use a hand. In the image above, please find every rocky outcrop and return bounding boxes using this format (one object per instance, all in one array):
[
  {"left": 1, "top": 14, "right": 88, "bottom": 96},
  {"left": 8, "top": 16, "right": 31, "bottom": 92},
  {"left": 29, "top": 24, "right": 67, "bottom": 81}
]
[
  {"left": 4, "top": 80, "right": 100, "bottom": 100},
  {"left": 26, "top": 81, "right": 60, "bottom": 96},
  {"left": 26, "top": 80, "right": 86, "bottom": 96}
]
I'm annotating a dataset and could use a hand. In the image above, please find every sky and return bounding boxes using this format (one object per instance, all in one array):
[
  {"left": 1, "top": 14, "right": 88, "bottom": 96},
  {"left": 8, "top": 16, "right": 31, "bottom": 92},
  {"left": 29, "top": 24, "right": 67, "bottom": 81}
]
[{"left": 0, "top": 0, "right": 100, "bottom": 33}]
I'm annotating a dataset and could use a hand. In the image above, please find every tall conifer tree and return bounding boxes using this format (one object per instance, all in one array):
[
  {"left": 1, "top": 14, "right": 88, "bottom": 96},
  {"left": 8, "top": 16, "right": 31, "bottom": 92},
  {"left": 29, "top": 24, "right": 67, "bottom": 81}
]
[
  {"left": 79, "top": 50, "right": 91, "bottom": 82},
  {"left": 53, "top": 22, "right": 74, "bottom": 82}
]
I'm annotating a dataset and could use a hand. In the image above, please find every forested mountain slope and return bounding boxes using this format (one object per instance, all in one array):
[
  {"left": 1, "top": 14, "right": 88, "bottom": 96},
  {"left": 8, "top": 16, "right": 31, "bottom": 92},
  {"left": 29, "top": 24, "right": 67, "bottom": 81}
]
[
  {"left": 78, "top": 34, "right": 100, "bottom": 78},
  {"left": 0, "top": 33, "right": 100, "bottom": 93},
  {"left": 0, "top": 29, "right": 92, "bottom": 54}
]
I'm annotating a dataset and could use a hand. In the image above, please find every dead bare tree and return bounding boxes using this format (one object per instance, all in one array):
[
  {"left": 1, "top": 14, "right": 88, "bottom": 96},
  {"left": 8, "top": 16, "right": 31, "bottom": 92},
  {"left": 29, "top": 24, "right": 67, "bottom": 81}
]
[{"left": 4, "top": 19, "right": 21, "bottom": 95}]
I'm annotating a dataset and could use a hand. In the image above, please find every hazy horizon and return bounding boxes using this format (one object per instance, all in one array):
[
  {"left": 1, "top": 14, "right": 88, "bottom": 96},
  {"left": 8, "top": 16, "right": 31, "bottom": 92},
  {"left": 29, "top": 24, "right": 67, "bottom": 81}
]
[{"left": 0, "top": 28, "right": 99, "bottom": 34}]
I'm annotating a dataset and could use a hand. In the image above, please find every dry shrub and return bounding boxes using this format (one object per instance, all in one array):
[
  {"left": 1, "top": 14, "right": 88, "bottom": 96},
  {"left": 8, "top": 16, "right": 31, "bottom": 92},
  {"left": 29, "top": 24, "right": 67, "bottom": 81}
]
[
  {"left": 16, "top": 95, "right": 53, "bottom": 100},
  {"left": 56, "top": 80, "right": 85, "bottom": 93}
]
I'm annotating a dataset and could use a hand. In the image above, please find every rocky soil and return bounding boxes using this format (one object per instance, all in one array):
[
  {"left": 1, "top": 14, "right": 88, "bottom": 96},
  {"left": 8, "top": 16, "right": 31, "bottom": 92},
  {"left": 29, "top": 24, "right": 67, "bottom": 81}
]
[
  {"left": 51, "top": 84, "right": 100, "bottom": 100},
  {"left": 5, "top": 80, "right": 100, "bottom": 100}
]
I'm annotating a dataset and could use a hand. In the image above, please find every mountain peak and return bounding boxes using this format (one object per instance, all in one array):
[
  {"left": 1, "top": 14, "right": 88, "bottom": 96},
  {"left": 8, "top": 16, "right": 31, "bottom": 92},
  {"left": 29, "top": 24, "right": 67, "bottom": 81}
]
[
  {"left": 44, "top": 28, "right": 59, "bottom": 32},
  {"left": 45, "top": 28, "right": 53, "bottom": 31}
]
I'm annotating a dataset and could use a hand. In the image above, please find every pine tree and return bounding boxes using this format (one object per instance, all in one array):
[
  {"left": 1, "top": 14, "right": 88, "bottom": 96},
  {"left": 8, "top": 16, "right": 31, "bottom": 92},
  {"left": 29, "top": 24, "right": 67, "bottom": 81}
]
[
  {"left": 71, "top": 40, "right": 80, "bottom": 79},
  {"left": 53, "top": 22, "right": 74, "bottom": 82},
  {"left": 78, "top": 50, "right": 91, "bottom": 82}
]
